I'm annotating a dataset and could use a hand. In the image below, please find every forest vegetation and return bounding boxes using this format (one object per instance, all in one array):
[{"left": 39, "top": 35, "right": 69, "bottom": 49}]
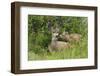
[{"left": 28, "top": 15, "right": 88, "bottom": 60}]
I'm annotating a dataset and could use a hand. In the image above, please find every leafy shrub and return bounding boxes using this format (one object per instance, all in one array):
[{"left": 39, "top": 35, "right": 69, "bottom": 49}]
[{"left": 35, "top": 32, "right": 52, "bottom": 48}]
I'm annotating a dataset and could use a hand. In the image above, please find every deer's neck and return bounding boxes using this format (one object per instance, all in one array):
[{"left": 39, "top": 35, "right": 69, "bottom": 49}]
[{"left": 51, "top": 36, "right": 57, "bottom": 44}]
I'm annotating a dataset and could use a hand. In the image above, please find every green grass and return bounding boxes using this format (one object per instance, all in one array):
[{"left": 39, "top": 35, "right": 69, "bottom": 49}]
[{"left": 28, "top": 37, "right": 88, "bottom": 60}]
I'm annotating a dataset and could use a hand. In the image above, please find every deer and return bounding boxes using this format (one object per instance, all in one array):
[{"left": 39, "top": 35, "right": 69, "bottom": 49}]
[
  {"left": 59, "top": 31, "right": 82, "bottom": 42},
  {"left": 69, "top": 33, "right": 82, "bottom": 42},
  {"left": 48, "top": 27, "right": 70, "bottom": 52}
]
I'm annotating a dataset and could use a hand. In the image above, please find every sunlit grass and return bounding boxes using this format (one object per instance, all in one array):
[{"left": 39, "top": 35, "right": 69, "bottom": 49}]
[{"left": 28, "top": 36, "right": 88, "bottom": 60}]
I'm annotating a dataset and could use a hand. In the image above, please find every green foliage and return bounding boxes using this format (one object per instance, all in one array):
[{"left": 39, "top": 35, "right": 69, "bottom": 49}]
[
  {"left": 28, "top": 31, "right": 51, "bottom": 54},
  {"left": 35, "top": 32, "right": 51, "bottom": 48},
  {"left": 28, "top": 37, "right": 88, "bottom": 60},
  {"left": 28, "top": 15, "right": 88, "bottom": 60}
]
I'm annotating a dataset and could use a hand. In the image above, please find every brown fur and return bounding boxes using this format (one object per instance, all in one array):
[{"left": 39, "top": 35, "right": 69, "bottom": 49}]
[
  {"left": 59, "top": 33, "right": 81, "bottom": 42},
  {"left": 69, "top": 34, "right": 81, "bottom": 42},
  {"left": 48, "top": 41, "right": 70, "bottom": 52}
]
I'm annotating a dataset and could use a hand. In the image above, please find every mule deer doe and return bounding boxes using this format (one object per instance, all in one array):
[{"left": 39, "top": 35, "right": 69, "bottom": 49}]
[{"left": 48, "top": 27, "right": 70, "bottom": 52}]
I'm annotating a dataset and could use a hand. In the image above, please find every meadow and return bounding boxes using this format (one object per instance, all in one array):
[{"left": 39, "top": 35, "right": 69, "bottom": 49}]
[{"left": 28, "top": 15, "right": 88, "bottom": 60}]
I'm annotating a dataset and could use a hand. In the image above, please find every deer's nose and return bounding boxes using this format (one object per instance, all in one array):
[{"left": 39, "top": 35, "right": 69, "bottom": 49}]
[{"left": 56, "top": 35, "right": 59, "bottom": 38}]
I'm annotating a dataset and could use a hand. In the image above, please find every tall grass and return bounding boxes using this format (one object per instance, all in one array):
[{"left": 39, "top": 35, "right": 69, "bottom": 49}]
[{"left": 28, "top": 35, "right": 88, "bottom": 60}]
